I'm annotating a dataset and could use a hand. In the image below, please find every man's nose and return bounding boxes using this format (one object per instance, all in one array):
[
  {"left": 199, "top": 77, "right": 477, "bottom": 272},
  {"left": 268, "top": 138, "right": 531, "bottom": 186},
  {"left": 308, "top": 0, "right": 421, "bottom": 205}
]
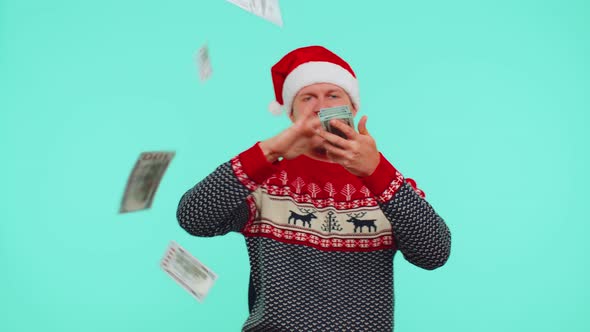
[{"left": 315, "top": 97, "right": 331, "bottom": 111}]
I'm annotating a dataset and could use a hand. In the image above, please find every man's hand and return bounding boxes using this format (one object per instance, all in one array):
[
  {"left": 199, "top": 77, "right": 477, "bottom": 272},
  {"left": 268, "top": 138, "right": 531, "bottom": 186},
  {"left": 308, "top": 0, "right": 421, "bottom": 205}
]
[
  {"left": 317, "top": 115, "right": 381, "bottom": 177},
  {"left": 259, "top": 109, "right": 324, "bottom": 162}
]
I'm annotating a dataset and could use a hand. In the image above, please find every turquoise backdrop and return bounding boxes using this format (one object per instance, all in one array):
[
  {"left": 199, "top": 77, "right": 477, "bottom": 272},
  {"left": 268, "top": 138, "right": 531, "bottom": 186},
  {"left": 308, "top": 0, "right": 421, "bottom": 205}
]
[{"left": 1, "top": 0, "right": 588, "bottom": 331}]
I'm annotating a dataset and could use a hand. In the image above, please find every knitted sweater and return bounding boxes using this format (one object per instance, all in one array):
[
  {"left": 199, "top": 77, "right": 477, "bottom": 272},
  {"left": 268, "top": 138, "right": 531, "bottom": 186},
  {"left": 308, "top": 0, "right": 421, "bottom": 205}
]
[{"left": 177, "top": 142, "right": 451, "bottom": 332}]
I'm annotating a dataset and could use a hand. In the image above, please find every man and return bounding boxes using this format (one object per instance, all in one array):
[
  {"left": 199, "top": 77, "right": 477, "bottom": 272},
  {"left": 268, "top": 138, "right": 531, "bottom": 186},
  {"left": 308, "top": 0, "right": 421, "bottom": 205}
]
[{"left": 177, "top": 45, "right": 451, "bottom": 331}]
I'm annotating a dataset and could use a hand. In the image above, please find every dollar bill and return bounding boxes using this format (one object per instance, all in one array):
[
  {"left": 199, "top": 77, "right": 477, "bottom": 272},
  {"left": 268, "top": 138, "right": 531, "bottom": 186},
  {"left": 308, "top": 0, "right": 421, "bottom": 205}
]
[
  {"left": 226, "top": 0, "right": 284, "bottom": 27},
  {"left": 318, "top": 105, "right": 355, "bottom": 139},
  {"left": 119, "top": 151, "right": 175, "bottom": 213},
  {"left": 198, "top": 44, "right": 212, "bottom": 82},
  {"left": 160, "top": 241, "right": 217, "bottom": 302}
]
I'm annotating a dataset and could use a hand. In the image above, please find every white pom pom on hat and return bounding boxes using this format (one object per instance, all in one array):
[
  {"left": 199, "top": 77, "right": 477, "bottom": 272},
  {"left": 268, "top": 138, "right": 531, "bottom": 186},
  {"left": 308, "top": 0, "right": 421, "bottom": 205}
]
[
  {"left": 268, "top": 45, "right": 359, "bottom": 116},
  {"left": 268, "top": 100, "right": 284, "bottom": 115}
]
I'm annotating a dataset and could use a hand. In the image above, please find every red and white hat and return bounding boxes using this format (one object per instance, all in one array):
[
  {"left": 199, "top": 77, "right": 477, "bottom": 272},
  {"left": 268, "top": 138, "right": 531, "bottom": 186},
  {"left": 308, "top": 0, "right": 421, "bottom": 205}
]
[{"left": 268, "top": 45, "right": 360, "bottom": 115}]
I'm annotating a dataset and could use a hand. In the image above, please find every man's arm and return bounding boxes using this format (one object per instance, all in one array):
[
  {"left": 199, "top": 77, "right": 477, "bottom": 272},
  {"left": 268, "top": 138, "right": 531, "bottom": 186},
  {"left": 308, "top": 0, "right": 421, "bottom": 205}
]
[
  {"left": 317, "top": 117, "right": 451, "bottom": 269},
  {"left": 178, "top": 109, "right": 358, "bottom": 237},
  {"left": 177, "top": 142, "right": 282, "bottom": 237},
  {"left": 176, "top": 161, "right": 253, "bottom": 237},
  {"left": 380, "top": 180, "right": 451, "bottom": 270},
  {"left": 360, "top": 154, "right": 451, "bottom": 270}
]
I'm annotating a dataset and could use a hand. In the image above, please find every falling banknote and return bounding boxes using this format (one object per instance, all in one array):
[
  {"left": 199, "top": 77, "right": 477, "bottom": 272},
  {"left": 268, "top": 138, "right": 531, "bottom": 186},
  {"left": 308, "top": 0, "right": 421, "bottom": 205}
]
[
  {"left": 160, "top": 241, "right": 217, "bottom": 302},
  {"left": 226, "top": 0, "right": 284, "bottom": 27},
  {"left": 119, "top": 151, "right": 175, "bottom": 213},
  {"left": 318, "top": 105, "right": 355, "bottom": 139},
  {"left": 198, "top": 43, "right": 212, "bottom": 82}
]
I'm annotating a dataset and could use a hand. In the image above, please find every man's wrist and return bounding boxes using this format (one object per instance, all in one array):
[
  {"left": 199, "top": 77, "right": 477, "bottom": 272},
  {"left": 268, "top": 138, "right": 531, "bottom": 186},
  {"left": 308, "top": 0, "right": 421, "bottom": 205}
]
[
  {"left": 259, "top": 139, "right": 281, "bottom": 163},
  {"left": 363, "top": 152, "right": 381, "bottom": 176}
]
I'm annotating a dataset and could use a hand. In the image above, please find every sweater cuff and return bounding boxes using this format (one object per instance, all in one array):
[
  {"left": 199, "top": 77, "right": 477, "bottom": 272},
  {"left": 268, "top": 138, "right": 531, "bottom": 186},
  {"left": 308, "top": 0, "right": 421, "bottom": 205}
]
[
  {"left": 359, "top": 153, "right": 405, "bottom": 203},
  {"left": 231, "top": 142, "right": 279, "bottom": 191}
]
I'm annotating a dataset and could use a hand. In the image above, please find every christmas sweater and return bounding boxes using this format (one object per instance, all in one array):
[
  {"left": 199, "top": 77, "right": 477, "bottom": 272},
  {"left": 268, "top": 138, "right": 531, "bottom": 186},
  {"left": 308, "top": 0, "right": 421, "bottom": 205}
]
[{"left": 177, "top": 142, "right": 451, "bottom": 332}]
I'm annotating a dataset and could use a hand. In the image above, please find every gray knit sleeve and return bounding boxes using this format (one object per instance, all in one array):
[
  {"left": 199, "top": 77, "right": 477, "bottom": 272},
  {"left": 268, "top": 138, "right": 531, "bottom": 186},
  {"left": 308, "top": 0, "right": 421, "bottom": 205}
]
[
  {"left": 176, "top": 161, "right": 253, "bottom": 237},
  {"left": 380, "top": 181, "right": 451, "bottom": 270}
]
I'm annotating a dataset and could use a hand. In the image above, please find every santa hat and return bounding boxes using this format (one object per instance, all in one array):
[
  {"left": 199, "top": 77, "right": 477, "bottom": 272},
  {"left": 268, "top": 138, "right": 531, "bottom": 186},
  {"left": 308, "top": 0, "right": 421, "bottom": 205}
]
[{"left": 268, "top": 45, "right": 360, "bottom": 115}]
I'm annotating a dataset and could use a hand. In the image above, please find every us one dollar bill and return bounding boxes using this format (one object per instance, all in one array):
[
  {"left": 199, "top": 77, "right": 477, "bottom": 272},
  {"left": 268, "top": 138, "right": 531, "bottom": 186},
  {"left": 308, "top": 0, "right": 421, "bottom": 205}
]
[
  {"left": 119, "top": 151, "right": 175, "bottom": 213},
  {"left": 318, "top": 105, "right": 354, "bottom": 139},
  {"left": 198, "top": 44, "right": 212, "bottom": 82},
  {"left": 226, "top": 0, "right": 284, "bottom": 27},
  {"left": 160, "top": 241, "right": 217, "bottom": 302}
]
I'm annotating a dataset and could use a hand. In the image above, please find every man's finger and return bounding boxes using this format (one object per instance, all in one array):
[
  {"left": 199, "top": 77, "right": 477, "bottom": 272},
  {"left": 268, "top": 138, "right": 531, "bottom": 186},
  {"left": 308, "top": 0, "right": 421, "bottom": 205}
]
[
  {"left": 329, "top": 119, "right": 357, "bottom": 139},
  {"left": 322, "top": 140, "right": 348, "bottom": 160},
  {"left": 295, "top": 108, "right": 317, "bottom": 124},
  {"left": 295, "top": 111, "right": 322, "bottom": 135},
  {"left": 317, "top": 125, "right": 350, "bottom": 149},
  {"left": 358, "top": 115, "right": 370, "bottom": 136}
]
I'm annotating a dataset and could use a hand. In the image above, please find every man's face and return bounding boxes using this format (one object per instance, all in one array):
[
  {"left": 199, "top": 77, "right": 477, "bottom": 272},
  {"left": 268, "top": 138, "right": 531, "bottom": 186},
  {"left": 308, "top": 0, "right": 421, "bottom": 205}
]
[
  {"left": 290, "top": 83, "right": 357, "bottom": 122},
  {"left": 289, "top": 83, "right": 357, "bottom": 160}
]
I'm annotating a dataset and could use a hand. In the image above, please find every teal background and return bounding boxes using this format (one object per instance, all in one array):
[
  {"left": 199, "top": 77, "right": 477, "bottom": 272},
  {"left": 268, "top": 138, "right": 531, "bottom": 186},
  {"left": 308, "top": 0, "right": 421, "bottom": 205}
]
[{"left": 1, "top": 0, "right": 588, "bottom": 331}]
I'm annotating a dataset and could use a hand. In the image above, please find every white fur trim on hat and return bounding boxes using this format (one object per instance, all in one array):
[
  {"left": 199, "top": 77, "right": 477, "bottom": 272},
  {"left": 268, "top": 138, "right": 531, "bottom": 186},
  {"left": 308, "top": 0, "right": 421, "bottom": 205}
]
[{"left": 281, "top": 61, "right": 360, "bottom": 114}]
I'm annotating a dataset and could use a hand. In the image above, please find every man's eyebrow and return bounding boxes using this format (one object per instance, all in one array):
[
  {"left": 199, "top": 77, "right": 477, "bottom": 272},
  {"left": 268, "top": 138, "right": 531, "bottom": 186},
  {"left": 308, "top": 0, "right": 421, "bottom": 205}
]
[
  {"left": 299, "top": 92, "right": 315, "bottom": 97},
  {"left": 299, "top": 89, "right": 342, "bottom": 97}
]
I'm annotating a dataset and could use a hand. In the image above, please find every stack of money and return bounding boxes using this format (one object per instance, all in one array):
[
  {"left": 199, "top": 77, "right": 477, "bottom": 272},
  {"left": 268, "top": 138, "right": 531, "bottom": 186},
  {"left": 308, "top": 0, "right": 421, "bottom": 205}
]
[
  {"left": 160, "top": 241, "right": 217, "bottom": 302},
  {"left": 318, "top": 105, "right": 355, "bottom": 139},
  {"left": 198, "top": 44, "right": 213, "bottom": 82},
  {"left": 227, "top": 0, "right": 284, "bottom": 27},
  {"left": 119, "top": 151, "right": 175, "bottom": 213}
]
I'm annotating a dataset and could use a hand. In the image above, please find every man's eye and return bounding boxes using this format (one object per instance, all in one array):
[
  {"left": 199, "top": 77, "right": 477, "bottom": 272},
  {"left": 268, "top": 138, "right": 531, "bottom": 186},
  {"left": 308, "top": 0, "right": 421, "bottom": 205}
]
[
  {"left": 302, "top": 96, "right": 312, "bottom": 101},
  {"left": 329, "top": 94, "right": 340, "bottom": 99}
]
